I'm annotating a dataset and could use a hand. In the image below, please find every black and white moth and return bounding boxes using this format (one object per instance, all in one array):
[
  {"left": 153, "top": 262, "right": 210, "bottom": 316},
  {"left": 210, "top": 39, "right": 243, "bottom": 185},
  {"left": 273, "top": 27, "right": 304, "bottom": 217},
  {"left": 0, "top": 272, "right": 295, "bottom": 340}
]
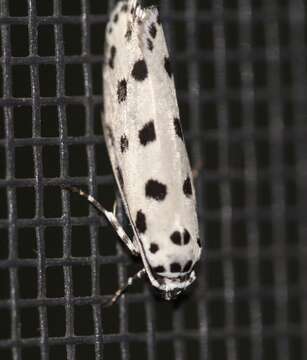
[{"left": 100, "top": 0, "right": 202, "bottom": 303}]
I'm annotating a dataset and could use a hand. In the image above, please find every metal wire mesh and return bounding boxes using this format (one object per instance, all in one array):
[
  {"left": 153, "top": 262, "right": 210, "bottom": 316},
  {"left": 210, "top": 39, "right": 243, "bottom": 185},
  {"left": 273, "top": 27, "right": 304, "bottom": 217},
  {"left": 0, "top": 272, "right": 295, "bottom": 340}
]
[{"left": 0, "top": 0, "right": 307, "bottom": 359}]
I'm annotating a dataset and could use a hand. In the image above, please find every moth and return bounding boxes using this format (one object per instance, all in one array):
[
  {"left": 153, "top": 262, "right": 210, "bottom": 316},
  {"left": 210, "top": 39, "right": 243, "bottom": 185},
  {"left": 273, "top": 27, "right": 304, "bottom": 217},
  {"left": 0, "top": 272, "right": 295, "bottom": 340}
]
[{"left": 68, "top": 0, "right": 202, "bottom": 305}]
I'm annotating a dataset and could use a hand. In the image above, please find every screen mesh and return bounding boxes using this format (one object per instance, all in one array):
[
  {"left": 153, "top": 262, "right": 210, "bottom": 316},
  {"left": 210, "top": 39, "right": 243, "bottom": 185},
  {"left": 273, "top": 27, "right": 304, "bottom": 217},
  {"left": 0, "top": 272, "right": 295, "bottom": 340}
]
[{"left": 0, "top": 0, "right": 307, "bottom": 359}]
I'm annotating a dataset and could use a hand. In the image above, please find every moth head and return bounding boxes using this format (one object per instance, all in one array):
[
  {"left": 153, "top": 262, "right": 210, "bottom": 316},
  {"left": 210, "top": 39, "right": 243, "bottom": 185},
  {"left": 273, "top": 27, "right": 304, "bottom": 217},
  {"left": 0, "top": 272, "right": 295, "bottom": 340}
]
[
  {"left": 161, "top": 287, "right": 183, "bottom": 301},
  {"left": 151, "top": 269, "right": 197, "bottom": 301}
]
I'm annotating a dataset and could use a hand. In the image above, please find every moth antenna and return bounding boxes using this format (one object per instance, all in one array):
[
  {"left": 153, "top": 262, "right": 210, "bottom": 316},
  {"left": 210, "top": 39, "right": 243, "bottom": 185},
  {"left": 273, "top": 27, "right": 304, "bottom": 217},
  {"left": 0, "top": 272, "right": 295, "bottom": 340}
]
[
  {"left": 63, "top": 186, "right": 139, "bottom": 256},
  {"left": 102, "top": 268, "right": 146, "bottom": 307}
]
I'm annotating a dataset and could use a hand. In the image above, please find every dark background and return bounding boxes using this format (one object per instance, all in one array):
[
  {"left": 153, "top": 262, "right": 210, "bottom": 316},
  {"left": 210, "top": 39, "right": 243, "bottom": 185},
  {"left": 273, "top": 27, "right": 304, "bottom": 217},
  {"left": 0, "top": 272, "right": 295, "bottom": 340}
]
[{"left": 0, "top": 0, "right": 307, "bottom": 359}]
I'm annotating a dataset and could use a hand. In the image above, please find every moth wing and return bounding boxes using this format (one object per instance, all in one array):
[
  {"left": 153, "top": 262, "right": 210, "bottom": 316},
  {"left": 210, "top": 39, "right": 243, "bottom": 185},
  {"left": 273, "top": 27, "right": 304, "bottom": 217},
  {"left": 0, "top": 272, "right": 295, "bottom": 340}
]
[{"left": 103, "top": 1, "right": 155, "bottom": 264}]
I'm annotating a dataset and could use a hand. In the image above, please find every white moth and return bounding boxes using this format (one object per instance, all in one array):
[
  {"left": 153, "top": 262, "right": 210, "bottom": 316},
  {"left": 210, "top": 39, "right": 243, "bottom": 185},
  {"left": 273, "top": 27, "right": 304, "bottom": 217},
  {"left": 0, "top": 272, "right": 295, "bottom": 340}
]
[
  {"left": 69, "top": 0, "right": 202, "bottom": 305},
  {"left": 102, "top": 0, "right": 202, "bottom": 301}
]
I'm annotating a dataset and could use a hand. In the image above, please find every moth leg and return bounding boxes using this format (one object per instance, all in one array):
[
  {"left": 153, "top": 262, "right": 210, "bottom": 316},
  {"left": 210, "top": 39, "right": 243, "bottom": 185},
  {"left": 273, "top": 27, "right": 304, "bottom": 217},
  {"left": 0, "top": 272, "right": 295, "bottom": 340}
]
[
  {"left": 114, "top": 197, "right": 140, "bottom": 254},
  {"left": 135, "top": 4, "right": 146, "bottom": 20},
  {"left": 131, "top": 0, "right": 146, "bottom": 21},
  {"left": 103, "top": 268, "right": 146, "bottom": 307},
  {"left": 64, "top": 186, "right": 139, "bottom": 256},
  {"left": 130, "top": 0, "right": 138, "bottom": 14},
  {"left": 112, "top": 200, "right": 117, "bottom": 216}
]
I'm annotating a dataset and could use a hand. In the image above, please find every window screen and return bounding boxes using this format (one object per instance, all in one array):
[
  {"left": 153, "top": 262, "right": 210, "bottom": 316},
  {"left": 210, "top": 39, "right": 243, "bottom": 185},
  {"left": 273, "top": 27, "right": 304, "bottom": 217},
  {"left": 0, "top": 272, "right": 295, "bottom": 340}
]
[{"left": 0, "top": 0, "right": 306, "bottom": 359}]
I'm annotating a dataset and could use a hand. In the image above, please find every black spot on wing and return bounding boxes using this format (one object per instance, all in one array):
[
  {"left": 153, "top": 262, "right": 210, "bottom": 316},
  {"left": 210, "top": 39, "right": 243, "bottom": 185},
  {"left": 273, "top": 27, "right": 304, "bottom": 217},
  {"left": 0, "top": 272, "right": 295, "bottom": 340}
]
[
  {"left": 131, "top": 59, "right": 148, "bottom": 81},
  {"left": 183, "top": 176, "right": 192, "bottom": 197},
  {"left": 150, "top": 243, "right": 159, "bottom": 254},
  {"left": 183, "top": 260, "right": 193, "bottom": 273},
  {"left": 145, "top": 180, "right": 167, "bottom": 201},
  {"left": 147, "top": 38, "right": 154, "bottom": 51},
  {"left": 157, "top": 13, "right": 161, "bottom": 25},
  {"left": 113, "top": 13, "right": 119, "bottom": 23},
  {"left": 164, "top": 56, "right": 173, "bottom": 78},
  {"left": 153, "top": 265, "right": 165, "bottom": 273},
  {"left": 121, "top": 3, "right": 128, "bottom": 12},
  {"left": 108, "top": 26, "right": 113, "bottom": 34},
  {"left": 116, "top": 166, "right": 124, "bottom": 189},
  {"left": 139, "top": 121, "right": 156, "bottom": 146},
  {"left": 120, "top": 134, "right": 129, "bottom": 153},
  {"left": 183, "top": 229, "right": 191, "bottom": 245},
  {"left": 170, "top": 231, "right": 181, "bottom": 245},
  {"left": 105, "top": 125, "right": 114, "bottom": 146},
  {"left": 149, "top": 23, "right": 157, "bottom": 38},
  {"left": 174, "top": 117, "right": 183, "bottom": 141},
  {"left": 170, "top": 262, "right": 181, "bottom": 273},
  {"left": 136, "top": 210, "right": 147, "bottom": 233},
  {"left": 117, "top": 79, "right": 127, "bottom": 103},
  {"left": 197, "top": 237, "right": 202, "bottom": 248},
  {"left": 170, "top": 229, "right": 192, "bottom": 246},
  {"left": 108, "top": 45, "right": 116, "bottom": 69},
  {"left": 125, "top": 27, "right": 132, "bottom": 40}
]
